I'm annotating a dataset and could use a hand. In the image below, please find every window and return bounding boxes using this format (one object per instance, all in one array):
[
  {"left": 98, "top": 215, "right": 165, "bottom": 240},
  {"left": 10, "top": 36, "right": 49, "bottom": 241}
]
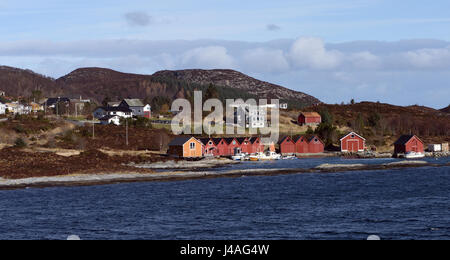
[
  {"left": 190, "top": 142, "right": 196, "bottom": 150},
  {"left": 209, "top": 141, "right": 213, "bottom": 145},
  {"left": 351, "top": 134, "right": 355, "bottom": 138},
  {"left": 233, "top": 140, "right": 236, "bottom": 145}
]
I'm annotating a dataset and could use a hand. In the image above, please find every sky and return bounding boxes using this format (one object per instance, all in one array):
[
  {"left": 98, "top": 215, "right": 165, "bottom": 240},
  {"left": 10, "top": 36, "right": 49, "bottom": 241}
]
[{"left": 0, "top": 0, "right": 449, "bottom": 108}]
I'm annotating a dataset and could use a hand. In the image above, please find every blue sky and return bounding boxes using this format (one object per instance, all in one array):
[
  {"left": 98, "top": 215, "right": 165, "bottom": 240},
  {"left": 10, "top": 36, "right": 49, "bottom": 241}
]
[{"left": 1, "top": 0, "right": 450, "bottom": 108}]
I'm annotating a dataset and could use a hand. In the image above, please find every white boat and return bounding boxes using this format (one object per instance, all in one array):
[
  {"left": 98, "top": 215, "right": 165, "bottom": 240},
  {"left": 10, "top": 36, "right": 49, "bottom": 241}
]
[
  {"left": 249, "top": 151, "right": 282, "bottom": 161},
  {"left": 404, "top": 151, "right": 425, "bottom": 159},
  {"left": 232, "top": 153, "right": 247, "bottom": 161},
  {"left": 282, "top": 155, "right": 297, "bottom": 160}
]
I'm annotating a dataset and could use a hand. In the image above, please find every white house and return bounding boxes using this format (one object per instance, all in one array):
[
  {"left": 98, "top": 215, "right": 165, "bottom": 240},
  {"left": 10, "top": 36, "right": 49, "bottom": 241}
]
[
  {"left": 5, "top": 102, "right": 31, "bottom": 115},
  {"left": 119, "top": 99, "right": 151, "bottom": 118},
  {"left": 94, "top": 106, "right": 133, "bottom": 119},
  {"left": 230, "top": 103, "right": 277, "bottom": 129},
  {"left": 428, "top": 144, "right": 442, "bottom": 152},
  {"left": 99, "top": 115, "right": 121, "bottom": 125},
  {"left": 0, "top": 102, "right": 6, "bottom": 115}
]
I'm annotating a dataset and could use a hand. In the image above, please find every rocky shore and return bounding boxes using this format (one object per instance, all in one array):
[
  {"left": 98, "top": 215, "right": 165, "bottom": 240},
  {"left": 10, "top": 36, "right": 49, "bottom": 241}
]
[{"left": 1, "top": 160, "right": 448, "bottom": 190}]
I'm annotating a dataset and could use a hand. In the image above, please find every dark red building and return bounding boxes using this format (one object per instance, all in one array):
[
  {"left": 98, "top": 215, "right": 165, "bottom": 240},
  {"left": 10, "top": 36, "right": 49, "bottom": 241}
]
[
  {"left": 295, "top": 136, "right": 309, "bottom": 153},
  {"left": 298, "top": 112, "right": 322, "bottom": 126},
  {"left": 237, "top": 137, "right": 252, "bottom": 154},
  {"left": 200, "top": 138, "right": 220, "bottom": 157},
  {"left": 394, "top": 135, "right": 424, "bottom": 155},
  {"left": 278, "top": 136, "right": 296, "bottom": 155},
  {"left": 216, "top": 138, "right": 230, "bottom": 156},
  {"left": 249, "top": 137, "right": 264, "bottom": 154},
  {"left": 340, "top": 132, "right": 366, "bottom": 152},
  {"left": 224, "top": 137, "right": 241, "bottom": 156},
  {"left": 307, "top": 135, "right": 325, "bottom": 154}
]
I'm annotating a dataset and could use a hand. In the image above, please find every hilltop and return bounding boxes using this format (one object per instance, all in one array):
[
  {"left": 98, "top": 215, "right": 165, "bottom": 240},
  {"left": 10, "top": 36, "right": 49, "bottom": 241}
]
[
  {"left": 0, "top": 66, "right": 321, "bottom": 108},
  {"left": 440, "top": 105, "right": 450, "bottom": 113},
  {"left": 153, "top": 69, "right": 321, "bottom": 107},
  {"left": 0, "top": 66, "right": 58, "bottom": 98}
]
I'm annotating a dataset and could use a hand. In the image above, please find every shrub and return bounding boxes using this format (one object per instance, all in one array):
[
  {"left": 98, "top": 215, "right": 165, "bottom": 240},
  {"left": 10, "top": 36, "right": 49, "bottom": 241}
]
[
  {"left": 13, "top": 125, "right": 26, "bottom": 134},
  {"left": 14, "top": 138, "right": 27, "bottom": 148}
]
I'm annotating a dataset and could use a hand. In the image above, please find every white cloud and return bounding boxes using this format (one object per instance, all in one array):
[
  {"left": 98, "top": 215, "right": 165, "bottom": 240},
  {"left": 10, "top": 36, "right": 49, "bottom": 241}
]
[
  {"left": 290, "top": 37, "right": 342, "bottom": 69},
  {"left": 402, "top": 47, "right": 450, "bottom": 68},
  {"left": 181, "top": 46, "right": 235, "bottom": 69},
  {"left": 349, "top": 51, "right": 381, "bottom": 69},
  {"left": 1, "top": 38, "right": 450, "bottom": 108},
  {"left": 241, "top": 48, "right": 289, "bottom": 73}
]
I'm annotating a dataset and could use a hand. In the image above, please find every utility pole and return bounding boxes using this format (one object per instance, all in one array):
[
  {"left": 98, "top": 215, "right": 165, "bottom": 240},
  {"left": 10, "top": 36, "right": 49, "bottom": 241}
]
[
  {"left": 126, "top": 119, "right": 129, "bottom": 146},
  {"left": 92, "top": 113, "right": 95, "bottom": 139}
]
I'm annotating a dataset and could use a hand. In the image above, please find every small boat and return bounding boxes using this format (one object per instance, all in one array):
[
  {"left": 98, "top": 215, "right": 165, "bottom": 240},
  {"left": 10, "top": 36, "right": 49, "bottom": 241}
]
[
  {"left": 232, "top": 153, "right": 247, "bottom": 161},
  {"left": 282, "top": 155, "right": 297, "bottom": 160},
  {"left": 249, "top": 151, "right": 282, "bottom": 161},
  {"left": 404, "top": 151, "right": 425, "bottom": 159}
]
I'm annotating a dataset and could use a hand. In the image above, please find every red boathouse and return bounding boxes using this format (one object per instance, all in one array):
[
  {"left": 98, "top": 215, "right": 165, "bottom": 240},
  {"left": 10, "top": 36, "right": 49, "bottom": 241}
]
[
  {"left": 298, "top": 112, "right": 322, "bottom": 126},
  {"left": 394, "top": 135, "right": 424, "bottom": 155},
  {"left": 278, "top": 136, "right": 296, "bottom": 155},
  {"left": 307, "top": 136, "right": 325, "bottom": 154},
  {"left": 249, "top": 137, "right": 264, "bottom": 154},
  {"left": 340, "top": 132, "right": 366, "bottom": 152},
  {"left": 200, "top": 138, "right": 220, "bottom": 157},
  {"left": 295, "top": 136, "right": 309, "bottom": 154}
]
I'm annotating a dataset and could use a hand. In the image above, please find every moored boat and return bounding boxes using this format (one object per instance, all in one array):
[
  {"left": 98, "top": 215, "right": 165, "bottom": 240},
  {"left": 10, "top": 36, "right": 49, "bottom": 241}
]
[
  {"left": 404, "top": 151, "right": 425, "bottom": 159},
  {"left": 249, "top": 151, "right": 282, "bottom": 161}
]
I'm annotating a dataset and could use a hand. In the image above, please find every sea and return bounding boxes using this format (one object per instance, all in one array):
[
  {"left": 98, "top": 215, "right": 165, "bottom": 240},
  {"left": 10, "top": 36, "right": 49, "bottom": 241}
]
[{"left": 0, "top": 157, "right": 449, "bottom": 240}]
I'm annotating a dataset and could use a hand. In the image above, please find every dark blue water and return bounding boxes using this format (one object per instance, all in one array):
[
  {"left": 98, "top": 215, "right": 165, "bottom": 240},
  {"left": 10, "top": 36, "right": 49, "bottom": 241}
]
[
  {"left": 211, "top": 156, "right": 450, "bottom": 172},
  {"left": 0, "top": 166, "right": 449, "bottom": 240}
]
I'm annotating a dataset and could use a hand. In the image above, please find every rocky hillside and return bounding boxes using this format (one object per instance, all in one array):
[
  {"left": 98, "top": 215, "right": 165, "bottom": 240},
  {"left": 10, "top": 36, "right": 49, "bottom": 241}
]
[
  {"left": 440, "top": 105, "right": 450, "bottom": 113},
  {"left": 55, "top": 68, "right": 180, "bottom": 103},
  {"left": 153, "top": 69, "right": 321, "bottom": 106},
  {"left": 0, "top": 66, "right": 321, "bottom": 108},
  {"left": 0, "top": 66, "right": 58, "bottom": 98},
  {"left": 307, "top": 102, "right": 450, "bottom": 146}
]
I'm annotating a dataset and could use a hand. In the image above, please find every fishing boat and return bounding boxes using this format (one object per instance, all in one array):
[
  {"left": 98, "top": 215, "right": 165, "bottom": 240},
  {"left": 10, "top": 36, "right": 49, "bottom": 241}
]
[
  {"left": 404, "top": 151, "right": 425, "bottom": 159},
  {"left": 249, "top": 151, "right": 282, "bottom": 161},
  {"left": 231, "top": 153, "right": 247, "bottom": 161}
]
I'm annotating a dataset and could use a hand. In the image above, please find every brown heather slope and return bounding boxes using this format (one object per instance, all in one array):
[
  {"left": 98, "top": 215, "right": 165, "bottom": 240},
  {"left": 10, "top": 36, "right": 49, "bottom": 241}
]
[
  {"left": 307, "top": 102, "right": 450, "bottom": 147},
  {"left": 0, "top": 66, "right": 59, "bottom": 97},
  {"left": 55, "top": 67, "right": 181, "bottom": 104},
  {"left": 0, "top": 66, "right": 321, "bottom": 108},
  {"left": 440, "top": 105, "right": 450, "bottom": 113},
  {"left": 153, "top": 69, "right": 321, "bottom": 106}
]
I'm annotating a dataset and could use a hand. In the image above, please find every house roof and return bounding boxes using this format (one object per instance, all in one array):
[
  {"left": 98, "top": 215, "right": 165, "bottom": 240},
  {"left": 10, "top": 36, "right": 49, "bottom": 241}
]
[
  {"left": 96, "top": 106, "right": 132, "bottom": 113},
  {"left": 293, "top": 136, "right": 305, "bottom": 143},
  {"left": 278, "top": 136, "right": 293, "bottom": 145},
  {"left": 122, "top": 99, "right": 144, "bottom": 107},
  {"left": 107, "top": 101, "right": 121, "bottom": 107},
  {"left": 99, "top": 115, "right": 119, "bottom": 121},
  {"left": 340, "top": 132, "right": 366, "bottom": 141},
  {"left": 236, "top": 137, "right": 248, "bottom": 144},
  {"left": 249, "top": 137, "right": 260, "bottom": 144},
  {"left": 223, "top": 138, "right": 237, "bottom": 144},
  {"left": 394, "top": 135, "right": 423, "bottom": 145},
  {"left": 199, "top": 138, "right": 221, "bottom": 145},
  {"left": 299, "top": 112, "right": 321, "bottom": 118},
  {"left": 45, "top": 97, "right": 71, "bottom": 106},
  {"left": 308, "top": 135, "right": 324, "bottom": 144},
  {"left": 168, "top": 137, "right": 201, "bottom": 146}
]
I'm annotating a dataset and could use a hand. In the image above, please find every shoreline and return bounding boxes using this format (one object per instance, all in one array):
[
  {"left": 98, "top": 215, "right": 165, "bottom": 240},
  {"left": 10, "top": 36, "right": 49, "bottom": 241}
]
[{"left": 1, "top": 161, "right": 448, "bottom": 191}]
